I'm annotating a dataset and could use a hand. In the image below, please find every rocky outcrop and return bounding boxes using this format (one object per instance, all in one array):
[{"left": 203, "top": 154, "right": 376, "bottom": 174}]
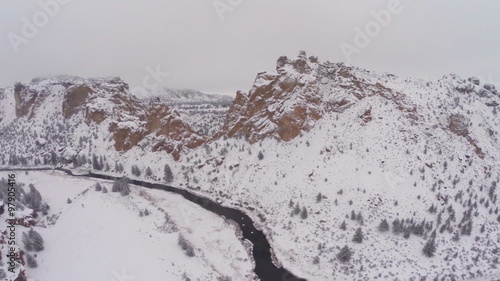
[
  {"left": 14, "top": 84, "right": 39, "bottom": 118},
  {"left": 219, "top": 51, "right": 418, "bottom": 142},
  {"left": 62, "top": 86, "right": 92, "bottom": 118},
  {"left": 9, "top": 77, "right": 205, "bottom": 161}
]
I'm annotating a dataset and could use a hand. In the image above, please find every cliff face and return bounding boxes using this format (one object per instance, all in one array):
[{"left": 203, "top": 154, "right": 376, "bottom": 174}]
[
  {"left": 219, "top": 52, "right": 498, "bottom": 161},
  {"left": 7, "top": 76, "right": 205, "bottom": 161},
  {"left": 220, "top": 51, "right": 421, "bottom": 143}
]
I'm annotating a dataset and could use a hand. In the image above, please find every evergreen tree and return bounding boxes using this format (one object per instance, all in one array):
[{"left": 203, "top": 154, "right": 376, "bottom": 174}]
[
  {"left": 95, "top": 183, "right": 102, "bottom": 192},
  {"left": 301, "top": 207, "right": 308, "bottom": 219},
  {"left": 112, "top": 177, "right": 130, "bottom": 196},
  {"left": 22, "top": 232, "right": 33, "bottom": 251},
  {"left": 316, "top": 192, "right": 322, "bottom": 202},
  {"left": 145, "top": 167, "right": 153, "bottom": 177},
  {"left": 356, "top": 212, "right": 364, "bottom": 224},
  {"left": 258, "top": 151, "right": 264, "bottom": 160},
  {"left": 92, "top": 154, "right": 101, "bottom": 170},
  {"left": 23, "top": 229, "right": 44, "bottom": 252},
  {"left": 0, "top": 269, "right": 6, "bottom": 279},
  {"left": 293, "top": 203, "right": 301, "bottom": 215},
  {"left": 340, "top": 221, "right": 347, "bottom": 230},
  {"left": 353, "top": 227, "right": 363, "bottom": 243},
  {"left": 423, "top": 238, "right": 436, "bottom": 257},
  {"left": 178, "top": 234, "right": 195, "bottom": 257},
  {"left": 26, "top": 253, "right": 38, "bottom": 268},
  {"left": 50, "top": 151, "right": 58, "bottom": 166},
  {"left": 164, "top": 164, "right": 174, "bottom": 183},
  {"left": 378, "top": 219, "right": 389, "bottom": 232},
  {"left": 23, "top": 184, "right": 42, "bottom": 213}
]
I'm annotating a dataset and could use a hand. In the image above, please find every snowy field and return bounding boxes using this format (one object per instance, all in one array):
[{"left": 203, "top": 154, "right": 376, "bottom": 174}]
[{"left": 0, "top": 170, "right": 257, "bottom": 281}]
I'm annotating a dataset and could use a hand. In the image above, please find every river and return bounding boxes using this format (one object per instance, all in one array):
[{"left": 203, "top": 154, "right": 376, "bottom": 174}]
[{"left": 1, "top": 168, "right": 306, "bottom": 281}]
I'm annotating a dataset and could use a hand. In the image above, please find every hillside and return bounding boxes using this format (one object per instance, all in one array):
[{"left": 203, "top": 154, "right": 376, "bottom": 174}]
[
  {"left": 0, "top": 52, "right": 499, "bottom": 280},
  {"left": 0, "top": 170, "right": 256, "bottom": 281}
]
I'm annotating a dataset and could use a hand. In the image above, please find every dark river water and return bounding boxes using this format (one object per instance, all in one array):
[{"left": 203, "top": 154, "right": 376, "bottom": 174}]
[{"left": 1, "top": 168, "right": 306, "bottom": 281}]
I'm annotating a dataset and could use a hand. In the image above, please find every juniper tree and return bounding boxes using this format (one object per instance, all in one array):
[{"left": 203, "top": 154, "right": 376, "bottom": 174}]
[
  {"left": 393, "top": 219, "right": 402, "bottom": 234},
  {"left": 313, "top": 256, "right": 320, "bottom": 264},
  {"left": 301, "top": 207, "right": 308, "bottom": 219},
  {"left": 178, "top": 234, "right": 195, "bottom": 257},
  {"left": 258, "top": 151, "right": 264, "bottom": 160},
  {"left": 423, "top": 238, "right": 436, "bottom": 257},
  {"left": 353, "top": 227, "right": 363, "bottom": 243},
  {"left": 26, "top": 253, "right": 38, "bottom": 268},
  {"left": 340, "top": 221, "right": 347, "bottom": 230},
  {"left": 337, "top": 245, "right": 353, "bottom": 262},
  {"left": 164, "top": 164, "right": 174, "bottom": 183},
  {"left": 112, "top": 177, "right": 130, "bottom": 196},
  {"left": 293, "top": 203, "right": 301, "bottom": 215},
  {"left": 356, "top": 212, "right": 363, "bottom": 224},
  {"left": 92, "top": 154, "right": 102, "bottom": 170},
  {"left": 131, "top": 165, "right": 141, "bottom": 177},
  {"left": 316, "top": 192, "right": 322, "bottom": 202},
  {"left": 145, "top": 167, "right": 153, "bottom": 177},
  {"left": 22, "top": 232, "right": 33, "bottom": 251},
  {"left": 23, "top": 184, "right": 42, "bottom": 213},
  {"left": 378, "top": 219, "right": 389, "bottom": 232},
  {"left": 23, "top": 229, "right": 44, "bottom": 252}
]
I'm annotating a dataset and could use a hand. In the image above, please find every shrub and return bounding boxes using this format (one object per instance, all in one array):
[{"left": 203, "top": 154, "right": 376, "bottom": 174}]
[
  {"left": 340, "top": 221, "right": 347, "bottom": 230},
  {"left": 258, "top": 151, "right": 264, "bottom": 160},
  {"left": 301, "top": 207, "right": 308, "bottom": 219},
  {"left": 26, "top": 253, "right": 38, "bottom": 268},
  {"left": 22, "top": 229, "right": 44, "bottom": 252}
]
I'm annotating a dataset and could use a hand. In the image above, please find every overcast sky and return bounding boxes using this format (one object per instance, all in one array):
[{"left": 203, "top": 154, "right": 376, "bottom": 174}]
[{"left": 0, "top": 0, "right": 499, "bottom": 96}]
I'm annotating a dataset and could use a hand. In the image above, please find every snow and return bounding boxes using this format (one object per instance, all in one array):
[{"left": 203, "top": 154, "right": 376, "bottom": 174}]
[{"left": 0, "top": 170, "right": 257, "bottom": 281}]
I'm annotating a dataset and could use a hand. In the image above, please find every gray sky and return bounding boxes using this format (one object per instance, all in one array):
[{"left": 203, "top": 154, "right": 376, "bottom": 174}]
[{"left": 1, "top": 0, "right": 499, "bottom": 96}]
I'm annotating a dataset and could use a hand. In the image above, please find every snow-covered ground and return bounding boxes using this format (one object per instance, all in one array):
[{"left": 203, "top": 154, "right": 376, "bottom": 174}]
[
  {"left": 1, "top": 54, "right": 500, "bottom": 280},
  {"left": 0, "top": 170, "right": 257, "bottom": 281}
]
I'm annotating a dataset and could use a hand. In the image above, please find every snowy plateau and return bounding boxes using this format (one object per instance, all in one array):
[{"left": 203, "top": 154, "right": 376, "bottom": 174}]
[{"left": 0, "top": 51, "right": 499, "bottom": 281}]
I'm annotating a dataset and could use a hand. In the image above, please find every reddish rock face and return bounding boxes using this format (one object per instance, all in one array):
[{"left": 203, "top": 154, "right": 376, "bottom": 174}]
[
  {"left": 219, "top": 52, "right": 417, "bottom": 143},
  {"left": 219, "top": 52, "right": 326, "bottom": 143},
  {"left": 14, "top": 86, "right": 40, "bottom": 118},
  {"left": 13, "top": 77, "right": 205, "bottom": 161},
  {"left": 217, "top": 51, "right": 427, "bottom": 144},
  {"left": 63, "top": 86, "right": 92, "bottom": 118}
]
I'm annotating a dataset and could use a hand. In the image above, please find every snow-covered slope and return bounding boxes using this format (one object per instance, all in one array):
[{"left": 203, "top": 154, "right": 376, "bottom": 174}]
[
  {"left": 0, "top": 170, "right": 257, "bottom": 281},
  {"left": 184, "top": 52, "right": 500, "bottom": 280}
]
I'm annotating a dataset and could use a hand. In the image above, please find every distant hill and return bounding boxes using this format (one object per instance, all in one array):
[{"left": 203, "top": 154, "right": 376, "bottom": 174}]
[{"left": 144, "top": 88, "right": 234, "bottom": 105}]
